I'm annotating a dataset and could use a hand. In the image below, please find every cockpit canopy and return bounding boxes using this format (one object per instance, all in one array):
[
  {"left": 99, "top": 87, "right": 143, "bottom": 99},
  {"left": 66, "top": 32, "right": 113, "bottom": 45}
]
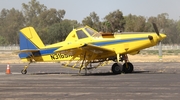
[{"left": 65, "top": 26, "right": 102, "bottom": 41}]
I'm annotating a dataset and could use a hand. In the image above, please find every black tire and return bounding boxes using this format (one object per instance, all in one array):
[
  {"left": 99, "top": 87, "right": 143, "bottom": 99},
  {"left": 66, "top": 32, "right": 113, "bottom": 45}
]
[
  {"left": 21, "top": 69, "right": 27, "bottom": 74},
  {"left": 111, "top": 63, "right": 122, "bottom": 74},
  {"left": 123, "top": 62, "right": 134, "bottom": 73}
]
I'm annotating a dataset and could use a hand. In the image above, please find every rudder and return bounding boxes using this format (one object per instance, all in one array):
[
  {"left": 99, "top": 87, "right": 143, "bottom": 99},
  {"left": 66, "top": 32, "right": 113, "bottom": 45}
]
[{"left": 19, "top": 27, "right": 45, "bottom": 50}]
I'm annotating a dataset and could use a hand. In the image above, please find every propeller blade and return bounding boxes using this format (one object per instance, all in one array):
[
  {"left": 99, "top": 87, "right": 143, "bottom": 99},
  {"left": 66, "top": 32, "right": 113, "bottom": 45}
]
[{"left": 152, "top": 23, "right": 160, "bottom": 36}]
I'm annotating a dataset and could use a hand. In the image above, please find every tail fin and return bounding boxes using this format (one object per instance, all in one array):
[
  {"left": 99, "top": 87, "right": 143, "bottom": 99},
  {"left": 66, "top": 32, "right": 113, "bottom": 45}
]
[{"left": 19, "top": 27, "right": 45, "bottom": 50}]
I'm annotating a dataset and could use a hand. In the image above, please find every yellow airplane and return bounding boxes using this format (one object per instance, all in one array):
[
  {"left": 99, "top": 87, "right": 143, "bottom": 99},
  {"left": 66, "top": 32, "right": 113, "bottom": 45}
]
[{"left": 18, "top": 23, "right": 166, "bottom": 74}]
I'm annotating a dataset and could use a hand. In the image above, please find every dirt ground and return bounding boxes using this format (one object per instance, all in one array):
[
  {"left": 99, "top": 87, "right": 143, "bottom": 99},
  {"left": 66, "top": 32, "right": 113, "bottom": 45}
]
[
  {"left": 129, "top": 54, "right": 180, "bottom": 62},
  {"left": 0, "top": 52, "right": 179, "bottom": 63}
]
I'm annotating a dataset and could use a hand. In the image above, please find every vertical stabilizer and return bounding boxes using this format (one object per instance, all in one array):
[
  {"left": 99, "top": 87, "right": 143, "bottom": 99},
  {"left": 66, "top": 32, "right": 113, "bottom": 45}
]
[{"left": 19, "top": 27, "right": 45, "bottom": 50}]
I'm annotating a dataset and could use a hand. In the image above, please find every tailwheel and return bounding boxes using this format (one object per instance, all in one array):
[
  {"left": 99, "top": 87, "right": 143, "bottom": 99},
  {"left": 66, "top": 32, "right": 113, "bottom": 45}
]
[
  {"left": 21, "top": 69, "right": 27, "bottom": 74},
  {"left": 111, "top": 63, "right": 122, "bottom": 74},
  {"left": 123, "top": 62, "right": 134, "bottom": 73},
  {"left": 21, "top": 65, "right": 29, "bottom": 74}
]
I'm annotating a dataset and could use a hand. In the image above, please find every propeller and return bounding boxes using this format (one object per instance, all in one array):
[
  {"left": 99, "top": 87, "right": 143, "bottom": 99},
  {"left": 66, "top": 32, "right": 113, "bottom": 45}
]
[
  {"left": 152, "top": 23, "right": 160, "bottom": 36},
  {"left": 152, "top": 23, "right": 162, "bottom": 60}
]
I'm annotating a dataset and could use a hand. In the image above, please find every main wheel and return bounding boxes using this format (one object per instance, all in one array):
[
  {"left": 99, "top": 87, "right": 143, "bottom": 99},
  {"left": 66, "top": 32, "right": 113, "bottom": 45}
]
[
  {"left": 123, "top": 62, "right": 134, "bottom": 73},
  {"left": 111, "top": 63, "right": 122, "bottom": 74},
  {"left": 21, "top": 69, "right": 27, "bottom": 74}
]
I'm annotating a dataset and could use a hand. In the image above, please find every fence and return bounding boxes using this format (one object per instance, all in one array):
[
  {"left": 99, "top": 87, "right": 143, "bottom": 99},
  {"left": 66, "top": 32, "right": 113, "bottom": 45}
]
[
  {"left": 145, "top": 45, "right": 180, "bottom": 50},
  {"left": 0, "top": 46, "right": 19, "bottom": 51}
]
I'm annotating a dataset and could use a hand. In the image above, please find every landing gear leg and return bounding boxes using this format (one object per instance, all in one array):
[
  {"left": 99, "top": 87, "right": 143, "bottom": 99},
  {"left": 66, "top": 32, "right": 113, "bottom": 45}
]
[
  {"left": 21, "top": 62, "right": 31, "bottom": 74},
  {"left": 79, "top": 52, "right": 86, "bottom": 74},
  {"left": 88, "top": 62, "right": 93, "bottom": 74},
  {"left": 122, "top": 54, "right": 134, "bottom": 73}
]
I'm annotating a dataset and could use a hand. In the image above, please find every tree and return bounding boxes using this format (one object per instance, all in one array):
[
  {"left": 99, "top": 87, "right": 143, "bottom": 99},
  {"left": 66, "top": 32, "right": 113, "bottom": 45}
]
[
  {"left": 103, "top": 9, "right": 125, "bottom": 32},
  {"left": 22, "top": 0, "right": 47, "bottom": 26},
  {"left": 0, "top": 8, "right": 24, "bottom": 45},
  {"left": 43, "top": 19, "right": 79, "bottom": 44},
  {"left": 22, "top": 0, "right": 67, "bottom": 44},
  {"left": 147, "top": 13, "right": 169, "bottom": 32},
  {"left": 82, "top": 12, "right": 101, "bottom": 31},
  {"left": 176, "top": 20, "right": 180, "bottom": 44},
  {"left": 164, "top": 19, "right": 178, "bottom": 44},
  {"left": 124, "top": 14, "right": 146, "bottom": 32},
  {"left": 38, "top": 8, "right": 65, "bottom": 27}
]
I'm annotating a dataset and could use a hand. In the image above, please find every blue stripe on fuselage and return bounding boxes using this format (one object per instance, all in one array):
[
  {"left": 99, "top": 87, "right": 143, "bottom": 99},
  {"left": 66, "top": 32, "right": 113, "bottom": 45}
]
[
  {"left": 19, "top": 37, "right": 148, "bottom": 59},
  {"left": 92, "top": 37, "right": 147, "bottom": 46}
]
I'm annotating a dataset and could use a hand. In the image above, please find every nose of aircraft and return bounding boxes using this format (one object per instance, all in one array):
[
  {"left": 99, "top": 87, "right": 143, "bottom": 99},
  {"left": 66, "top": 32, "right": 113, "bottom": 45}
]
[{"left": 159, "top": 33, "right": 166, "bottom": 41}]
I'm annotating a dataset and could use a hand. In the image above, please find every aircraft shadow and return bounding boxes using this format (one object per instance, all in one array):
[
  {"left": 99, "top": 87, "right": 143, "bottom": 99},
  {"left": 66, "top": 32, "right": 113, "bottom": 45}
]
[
  {"left": 30, "top": 70, "right": 175, "bottom": 76},
  {"left": 132, "top": 71, "right": 150, "bottom": 74},
  {"left": 30, "top": 72, "right": 78, "bottom": 75},
  {"left": 74, "top": 71, "right": 150, "bottom": 76}
]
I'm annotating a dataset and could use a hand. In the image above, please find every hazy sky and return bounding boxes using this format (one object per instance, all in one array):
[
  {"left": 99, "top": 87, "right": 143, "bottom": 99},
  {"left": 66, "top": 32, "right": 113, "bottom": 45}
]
[{"left": 0, "top": 0, "right": 179, "bottom": 22}]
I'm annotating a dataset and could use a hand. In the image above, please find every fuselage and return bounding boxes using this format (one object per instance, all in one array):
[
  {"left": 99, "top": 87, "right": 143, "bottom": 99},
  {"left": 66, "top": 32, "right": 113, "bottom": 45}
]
[{"left": 19, "top": 26, "right": 166, "bottom": 62}]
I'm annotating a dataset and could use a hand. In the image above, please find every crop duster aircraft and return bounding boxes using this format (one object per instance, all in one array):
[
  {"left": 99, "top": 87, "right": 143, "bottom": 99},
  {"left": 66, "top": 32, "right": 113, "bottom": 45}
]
[{"left": 18, "top": 23, "right": 166, "bottom": 74}]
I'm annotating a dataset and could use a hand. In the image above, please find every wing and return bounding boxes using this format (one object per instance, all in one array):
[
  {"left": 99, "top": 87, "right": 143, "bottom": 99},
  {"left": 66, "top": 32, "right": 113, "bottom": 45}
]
[
  {"left": 55, "top": 42, "right": 86, "bottom": 51},
  {"left": 54, "top": 43, "right": 116, "bottom": 60}
]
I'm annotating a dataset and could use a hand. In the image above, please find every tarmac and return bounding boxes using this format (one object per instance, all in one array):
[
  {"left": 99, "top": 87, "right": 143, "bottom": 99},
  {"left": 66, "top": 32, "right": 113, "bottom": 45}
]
[{"left": 0, "top": 62, "right": 180, "bottom": 100}]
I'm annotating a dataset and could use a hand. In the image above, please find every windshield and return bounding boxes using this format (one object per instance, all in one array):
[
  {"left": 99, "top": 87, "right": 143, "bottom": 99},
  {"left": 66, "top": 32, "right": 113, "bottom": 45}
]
[
  {"left": 85, "top": 27, "right": 101, "bottom": 38},
  {"left": 76, "top": 30, "right": 88, "bottom": 39}
]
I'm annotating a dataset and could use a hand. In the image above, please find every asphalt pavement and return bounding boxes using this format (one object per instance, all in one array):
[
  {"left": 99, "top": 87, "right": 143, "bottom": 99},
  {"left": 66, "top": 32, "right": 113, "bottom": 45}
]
[{"left": 0, "top": 62, "right": 180, "bottom": 100}]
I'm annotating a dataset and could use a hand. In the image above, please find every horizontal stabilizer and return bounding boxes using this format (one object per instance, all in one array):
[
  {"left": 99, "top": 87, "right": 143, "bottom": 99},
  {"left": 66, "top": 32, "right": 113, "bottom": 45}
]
[{"left": 15, "top": 49, "right": 39, "bottom": 53}]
